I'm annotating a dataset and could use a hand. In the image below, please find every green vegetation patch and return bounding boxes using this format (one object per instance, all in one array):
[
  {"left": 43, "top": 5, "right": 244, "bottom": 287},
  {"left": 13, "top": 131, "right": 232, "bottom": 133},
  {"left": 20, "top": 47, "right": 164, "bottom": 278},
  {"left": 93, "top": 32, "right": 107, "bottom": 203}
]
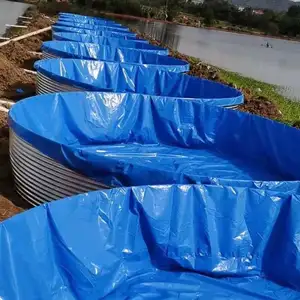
[{"left": 219, "top": 69, "right": 300, "bottom": 126}]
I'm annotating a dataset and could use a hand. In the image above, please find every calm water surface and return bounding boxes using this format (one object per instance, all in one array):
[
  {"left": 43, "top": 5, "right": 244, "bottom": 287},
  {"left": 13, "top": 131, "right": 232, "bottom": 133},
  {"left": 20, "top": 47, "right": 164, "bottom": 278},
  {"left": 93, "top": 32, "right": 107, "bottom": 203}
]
[
  {"left": 123, "top": 19, "right": 300, "bottom": 100},
  {"left": 0, "top": 0, "right": 30, "bottom": 35}
]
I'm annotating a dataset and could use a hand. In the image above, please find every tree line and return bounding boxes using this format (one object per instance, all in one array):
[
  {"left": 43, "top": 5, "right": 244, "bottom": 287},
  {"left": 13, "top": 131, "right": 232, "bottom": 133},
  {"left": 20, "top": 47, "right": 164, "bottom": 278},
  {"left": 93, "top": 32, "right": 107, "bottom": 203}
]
[
  {"left": 89, "top": 0, "right": 300, "bottom": 37},
  {"left": 184, "top": 0, "right": 300, "bottom": 37}
]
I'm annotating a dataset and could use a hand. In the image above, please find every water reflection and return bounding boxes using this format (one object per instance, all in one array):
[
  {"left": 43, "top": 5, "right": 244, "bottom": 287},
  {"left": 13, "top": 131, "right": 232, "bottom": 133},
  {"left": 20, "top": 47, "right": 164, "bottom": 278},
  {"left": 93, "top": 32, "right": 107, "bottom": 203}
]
[
  {"left": 124, "top": 19, "right": 300, "bottom": 100},
  {"left": 133, "top": 21, "right": 180, "bottom": 50}
]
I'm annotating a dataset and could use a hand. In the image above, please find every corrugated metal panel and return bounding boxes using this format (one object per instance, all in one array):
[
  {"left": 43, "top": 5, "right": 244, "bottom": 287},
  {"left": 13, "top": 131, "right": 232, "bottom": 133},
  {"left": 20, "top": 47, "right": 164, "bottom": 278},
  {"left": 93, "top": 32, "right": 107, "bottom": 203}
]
[
  {"left": 10, "top": 130, "right": 109, "bottom": 206},
  {"left": 36, "top": 72, "right": 83, "bottom": 94},
  {"left": 42, "top": 51, "right": 57, "bottom": 59}
]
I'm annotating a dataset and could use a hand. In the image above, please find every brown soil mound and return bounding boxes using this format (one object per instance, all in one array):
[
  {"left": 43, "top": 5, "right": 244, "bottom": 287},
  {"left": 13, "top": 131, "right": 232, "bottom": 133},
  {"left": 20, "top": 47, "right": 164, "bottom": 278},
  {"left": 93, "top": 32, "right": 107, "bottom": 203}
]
[
  {"left": 238, "top": 93, "right": 281, "bottom": 119},
  {"left": 0, "top": 198, "right": 23, "bottom": 222},
  {"left": 27, "top": 14, "right": 53, "bottom": 31},
  {"left": 19, "top": 36, "right": 43, "bottom": 52},
  {"left": 17, "top": 14, "right": 53, "bottom": 51},
  {"left": 0, "top": 54, "right": 35, "bottom": 92},
  {"left": 0, "top": 42, "right": 33, "bottom": 66},
  {"left": 0, "top": 113, "right": 9, "bottom": 138},
  {"left": 169, "top": 50, "right": 220, "bottom": 80},
  {"left": 18, "top": 30, "right": 51, "bottom": 52},
  {"left": 0, "top": 41, "right": 40, "bottom": 70}
]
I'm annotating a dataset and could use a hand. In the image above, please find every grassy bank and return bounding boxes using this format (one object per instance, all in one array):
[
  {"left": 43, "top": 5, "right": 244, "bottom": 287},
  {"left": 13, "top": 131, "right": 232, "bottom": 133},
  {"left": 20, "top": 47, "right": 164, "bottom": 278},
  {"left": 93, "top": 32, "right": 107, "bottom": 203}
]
[{"left": 219, "top": 70, "right": 300, "bottom": 126}]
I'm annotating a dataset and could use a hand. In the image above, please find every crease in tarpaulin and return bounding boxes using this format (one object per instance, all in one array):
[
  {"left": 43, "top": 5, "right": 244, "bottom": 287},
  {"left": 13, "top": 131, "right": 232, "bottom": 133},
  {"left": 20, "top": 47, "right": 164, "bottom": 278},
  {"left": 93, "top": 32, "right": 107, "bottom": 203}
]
[
  {"left": 34, "top": 59, "right": 243, "bottom": 107},
  {"left": 9, "top": 92, "right": 300, "bottom": 192},
  {"left": 0, "top": 185, "right": 299, "bottom": 298}
]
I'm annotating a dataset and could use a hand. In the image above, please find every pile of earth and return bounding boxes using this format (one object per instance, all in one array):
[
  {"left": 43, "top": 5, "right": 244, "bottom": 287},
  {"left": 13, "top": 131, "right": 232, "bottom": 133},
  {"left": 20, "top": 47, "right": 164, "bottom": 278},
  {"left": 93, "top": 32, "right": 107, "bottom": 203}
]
[
  {"left": 237, "top": 91, "right": 281, "bottom": 120},
  {"left": 27, "top": 14, "right": 54, "bottom": 31},
  {"left": 0, "top": 42, "right": 37, "bottom": 67},
  {"left": 0, "top": 54, "right": 35, "bottom": 94},
  {"left": 19, "top": 35, "right": 46, "bottom": 52},
  {"left": 168, "top": 49, "right": 220, "bottom": 81},
  {"left": 18, "top": 14, "right": 53, "bottom": 51},
  {"left": 2, "top": 12, "right": 53, "bottom": 51}
]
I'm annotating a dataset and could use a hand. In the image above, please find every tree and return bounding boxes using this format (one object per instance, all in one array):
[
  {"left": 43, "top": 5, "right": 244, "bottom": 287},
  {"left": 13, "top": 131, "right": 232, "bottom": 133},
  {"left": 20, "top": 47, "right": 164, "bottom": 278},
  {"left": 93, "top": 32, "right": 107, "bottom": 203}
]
[
  {"left": 165, "top": 0, "right": 184, "bottom": 21},
  {"left": 266, "top": 22, "right": 279, "bottom": 35},
  {"left": 279, "top": 15, "right": 300, "bottom": 36},
  {"left": 287, "top": 5, "right": 300, "bottom": 18},
  {"left": 203, "top": 7, "right": 215, "bottom": 26}
]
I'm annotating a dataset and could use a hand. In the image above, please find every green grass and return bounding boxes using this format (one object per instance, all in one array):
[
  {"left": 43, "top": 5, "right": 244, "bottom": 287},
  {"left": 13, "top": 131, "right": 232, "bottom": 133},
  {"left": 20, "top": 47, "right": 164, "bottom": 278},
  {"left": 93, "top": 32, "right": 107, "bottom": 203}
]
[{"left": 219, "top": 69, "right": 300, "bottom": 126}]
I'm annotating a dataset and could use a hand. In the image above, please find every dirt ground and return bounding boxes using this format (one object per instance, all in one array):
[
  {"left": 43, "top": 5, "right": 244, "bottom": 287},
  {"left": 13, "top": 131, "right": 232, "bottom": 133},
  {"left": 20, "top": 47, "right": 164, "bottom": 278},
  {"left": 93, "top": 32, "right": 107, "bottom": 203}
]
[
  {"left": 0, "top": 54, "right": 36, "bottom": 95},
  {"left": 19, "top": 32, "right": 52, "bottom": 52},
  {"left": 0, "top": 112, "right": 27, "bottom": 221},
  {"left": 0, "top": 12, "right": 53, "bottom": 100},
  {"left": 0, "top": 12, "right": 54, "bottom": 221},
  {"left": 0, "top": 42, "right": 37, "bottom": 68}
]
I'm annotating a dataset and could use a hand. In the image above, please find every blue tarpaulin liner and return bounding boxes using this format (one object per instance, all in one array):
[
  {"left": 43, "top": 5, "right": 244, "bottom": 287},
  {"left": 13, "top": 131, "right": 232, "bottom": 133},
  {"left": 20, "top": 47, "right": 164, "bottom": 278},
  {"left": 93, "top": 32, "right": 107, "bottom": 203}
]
[
  {"left": 55, "top": 20, "right": 130, "bottom": 32},
  {"left": 52, "top": 25, "right": 135, "bottom": 37},
  {"left": 9, "top": 92, "right": 300, "bottom": 193},
  {"left": 58, "top": 17, "right": 129, "bottom": 31},
  {"left": 1, "top": 184, "right": 300, "bottom": 299},
  {"left": 52, "top": 26, "right": 141, "bottom": 41},
  {"left": 59, "top": 12, "right": 110, "bottom": 18},
  {"left": 41, "top": 41, "right": 189, "bottom": 73},
  {"left": 34, "top": 59, "right": 242, "bottom": 106},
  {"left": 58, "top": 17, "right": 126, "bottom": 27},
  {"left": 58, "top": 12, "right": 119, "bottom": 23},
  {"left": 52, "top": 32, "right": 167, "bottom": 53}
]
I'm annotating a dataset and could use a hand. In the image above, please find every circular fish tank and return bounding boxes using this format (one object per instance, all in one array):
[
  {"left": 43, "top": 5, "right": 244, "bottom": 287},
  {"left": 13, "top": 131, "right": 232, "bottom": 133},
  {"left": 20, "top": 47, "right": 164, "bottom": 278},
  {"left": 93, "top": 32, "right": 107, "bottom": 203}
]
[
  {"left": 41, "top": 41, "right": 189, "bottom": 73},
  {"left": 53, "top": 32, "right": 165, "bottom": 51},
  {"left": 10, "top": 91, "right": 300, "bottom": 205},
  {"left": 34, "top": 59, "right": 243, "bottom": 108}
]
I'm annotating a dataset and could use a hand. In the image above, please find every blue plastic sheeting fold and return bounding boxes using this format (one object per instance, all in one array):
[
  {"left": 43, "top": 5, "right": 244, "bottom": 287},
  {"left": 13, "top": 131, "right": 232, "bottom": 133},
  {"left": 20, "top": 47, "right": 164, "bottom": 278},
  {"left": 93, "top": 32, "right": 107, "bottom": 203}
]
[
  {"left": 55, "top": 21, "right": 130, "bottom": 32},
  {"left": 1, "top": 184, "right": 300, "bottom": 299},
  {"left": 52, "top": 25, "right": 135, "bottom": 37},
  {"left": 58, "top": 17, "right": 126, "bottom": 27},
  {"left": 34, "top": 59, "right": 242, "bottom": 106},
  {"left": 58, "top": 12, "right": 118, "bottom": 23},
  {"left": 59, "top": 12, "right": 108, "bottom": 17},
  {"left": 58, "top": 16, "right": 124, "bottom": 27},
  {"left": 53, "top": 32, "right": 167, "bottom": 53},
  {"left": 52, "top": 26, "right": 141, "bottom": 41},
  {"left": 41, "top": 41, "right": 189, "bottom": 73},
  {"left": 9, "top": 92, "right": 300, "bottom": 193}
]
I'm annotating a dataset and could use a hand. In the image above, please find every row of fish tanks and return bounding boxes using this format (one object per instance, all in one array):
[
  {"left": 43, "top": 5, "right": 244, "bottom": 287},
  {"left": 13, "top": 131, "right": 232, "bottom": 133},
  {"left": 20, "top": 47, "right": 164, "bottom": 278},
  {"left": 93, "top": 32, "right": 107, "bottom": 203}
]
[{"left": 2, "top": 12, "right": 300, "bottom": 299}]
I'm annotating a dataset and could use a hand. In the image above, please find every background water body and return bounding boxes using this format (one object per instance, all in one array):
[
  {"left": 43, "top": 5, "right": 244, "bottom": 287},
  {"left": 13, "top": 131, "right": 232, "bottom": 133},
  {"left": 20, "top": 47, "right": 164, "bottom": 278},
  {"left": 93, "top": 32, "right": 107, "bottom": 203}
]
[
  {"left": 0, "top": 0, "right": 30, "bottom": 35},
  {"left": 124, "top": 19, "right": 300, "bottom": 100}
]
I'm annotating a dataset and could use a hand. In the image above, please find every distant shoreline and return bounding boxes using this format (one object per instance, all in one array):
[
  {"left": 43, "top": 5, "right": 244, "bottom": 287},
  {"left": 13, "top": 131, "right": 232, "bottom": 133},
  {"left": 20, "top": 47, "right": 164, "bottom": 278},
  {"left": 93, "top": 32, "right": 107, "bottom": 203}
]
[{"left": 102, "top": 12, "right": 300, "bottom": 44}]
